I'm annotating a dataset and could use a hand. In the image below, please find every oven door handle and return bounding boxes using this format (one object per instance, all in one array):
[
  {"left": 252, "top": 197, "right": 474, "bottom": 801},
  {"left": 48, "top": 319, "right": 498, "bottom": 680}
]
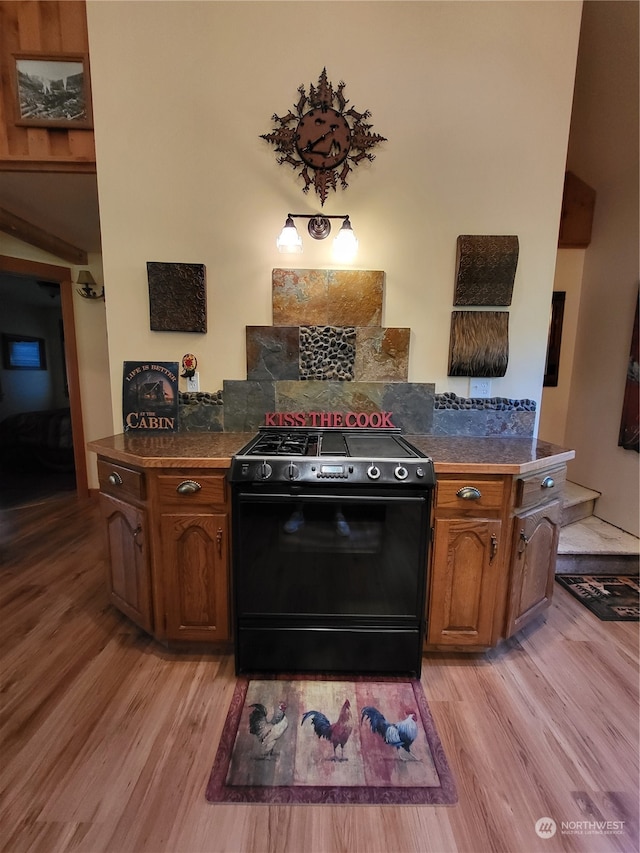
[{"left": 237, "top": 492, "right": 428, "bottom": 504}]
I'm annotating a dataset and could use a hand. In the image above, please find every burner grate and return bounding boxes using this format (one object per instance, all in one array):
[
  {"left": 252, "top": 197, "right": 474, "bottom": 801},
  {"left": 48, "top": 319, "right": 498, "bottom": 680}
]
[{"left": 250, "top": 433, "right": 314, "bottom": 456}]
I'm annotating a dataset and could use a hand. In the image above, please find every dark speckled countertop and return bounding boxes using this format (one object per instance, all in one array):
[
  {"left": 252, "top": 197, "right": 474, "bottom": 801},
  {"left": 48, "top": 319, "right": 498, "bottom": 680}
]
[{"left": 88, "top": 432, "right": 574, "bottom": 474}]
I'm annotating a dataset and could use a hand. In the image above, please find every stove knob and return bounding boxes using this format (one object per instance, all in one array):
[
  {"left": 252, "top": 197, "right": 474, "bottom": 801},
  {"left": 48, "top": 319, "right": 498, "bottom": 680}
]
[
  {"left": 416, "top": 466, "right": 425, "bottom": 478},
  {"left": 394, "top": 465, "right": 409, "bottom": 481},
  {"left": 257, "top": 461, "right": 273, "bottom": 480},
  {"left": 286, "top": 462, "right": 299, "bottom": 480},
  {"left": 367, "top": 464, "right": 381, "bottom": 480}
]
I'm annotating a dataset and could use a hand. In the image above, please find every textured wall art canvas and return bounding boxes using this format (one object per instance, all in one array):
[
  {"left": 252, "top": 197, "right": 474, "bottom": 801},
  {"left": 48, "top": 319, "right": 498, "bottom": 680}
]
[
  {"left": 147, "top": 262, "right": 207, "bottom": 332},
  {"left": 448, "top": 311, "right": 509, "bottom": 377},
  {"left": 453, "top": 235, "right": 519, "bottom": 306}
]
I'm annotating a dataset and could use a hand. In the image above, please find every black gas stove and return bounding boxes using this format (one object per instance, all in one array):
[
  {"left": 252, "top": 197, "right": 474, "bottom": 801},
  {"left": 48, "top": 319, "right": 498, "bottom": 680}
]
[
  {"left": 228, "top": 426, "right": 435, "bottom": 487},
  {"left": 229, "top": 426, "right": 435, "bottom": 675}
]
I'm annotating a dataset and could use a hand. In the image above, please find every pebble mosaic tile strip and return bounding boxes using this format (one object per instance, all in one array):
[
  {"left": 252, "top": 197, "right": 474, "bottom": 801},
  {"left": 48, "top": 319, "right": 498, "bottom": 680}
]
[{"left": 299, "top": 326, "right": 356, "bottom": 380}]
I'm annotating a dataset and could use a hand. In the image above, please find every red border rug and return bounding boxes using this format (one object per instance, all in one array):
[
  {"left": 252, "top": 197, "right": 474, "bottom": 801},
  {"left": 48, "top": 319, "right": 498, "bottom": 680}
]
[{"left": 205, "top": 676, "right": 457, "bottom": 805}]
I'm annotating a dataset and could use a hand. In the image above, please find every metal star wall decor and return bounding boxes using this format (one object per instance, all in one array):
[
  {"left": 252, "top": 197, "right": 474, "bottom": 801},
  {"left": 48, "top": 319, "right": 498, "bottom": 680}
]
[{"left": 261, "top": 68, "right": 387, "bottom": 206}]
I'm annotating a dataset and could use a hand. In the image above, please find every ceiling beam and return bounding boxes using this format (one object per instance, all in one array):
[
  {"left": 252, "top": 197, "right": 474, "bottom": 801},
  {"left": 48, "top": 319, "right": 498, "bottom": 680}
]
[{"left": 0, "top": 206, "right": 88, "bottom": 265}]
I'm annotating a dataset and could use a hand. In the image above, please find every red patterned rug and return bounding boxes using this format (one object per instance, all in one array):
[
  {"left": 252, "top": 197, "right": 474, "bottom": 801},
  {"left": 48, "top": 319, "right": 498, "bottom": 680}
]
[{"left": 205, "top": 676, "right": 457, "bottom": 805}]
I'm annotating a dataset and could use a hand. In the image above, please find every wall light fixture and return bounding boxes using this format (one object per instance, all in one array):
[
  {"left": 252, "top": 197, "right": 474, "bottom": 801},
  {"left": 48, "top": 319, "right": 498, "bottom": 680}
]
[
  {"left": 76, "top": 270, "right": 105, "bottom": 300},
  {"left": 276, "top": 213, "right": 358, "bottom": 262}
]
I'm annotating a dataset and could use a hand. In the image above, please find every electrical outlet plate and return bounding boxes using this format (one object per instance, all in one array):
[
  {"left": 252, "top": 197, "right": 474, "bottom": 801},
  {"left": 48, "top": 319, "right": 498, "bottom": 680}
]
[
  {"left": 186, "top": 372, "right": 200, "bottom": 392},
  {"left": 469, "top": 378, "right": 492, "bottom": 398}
]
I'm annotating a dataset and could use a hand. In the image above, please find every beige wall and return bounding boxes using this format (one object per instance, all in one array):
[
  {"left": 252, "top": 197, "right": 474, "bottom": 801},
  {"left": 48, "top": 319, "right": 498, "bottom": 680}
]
[
  {"left": 0, "top": 233, "right": 112, "bottom": 488},
  {"left": 557, "top": 0, "right": 639, "bottom": 536},
  {"left": 86, "top": 0, "right": 582, "bottom": 435}
]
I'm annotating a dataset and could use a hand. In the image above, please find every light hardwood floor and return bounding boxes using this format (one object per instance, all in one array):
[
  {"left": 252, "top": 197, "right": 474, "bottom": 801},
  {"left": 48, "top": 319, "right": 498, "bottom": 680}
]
[{"left": 0, "top": 495, "right": 638, "bottom": 853}]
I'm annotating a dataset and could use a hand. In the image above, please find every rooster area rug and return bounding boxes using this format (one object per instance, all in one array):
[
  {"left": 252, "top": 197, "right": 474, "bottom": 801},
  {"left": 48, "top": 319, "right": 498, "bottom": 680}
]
[{"left": 205, "top": 677, "right": 457, "bottom": 805}]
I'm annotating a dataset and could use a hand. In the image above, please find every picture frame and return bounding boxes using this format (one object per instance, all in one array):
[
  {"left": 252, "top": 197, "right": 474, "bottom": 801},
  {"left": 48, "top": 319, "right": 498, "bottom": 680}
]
[
  {"left": 12, "top": 52, "right": 93, "bottom": 128},
  {"left": 543, "top": 291, "right": 566, "bottom": 387}
]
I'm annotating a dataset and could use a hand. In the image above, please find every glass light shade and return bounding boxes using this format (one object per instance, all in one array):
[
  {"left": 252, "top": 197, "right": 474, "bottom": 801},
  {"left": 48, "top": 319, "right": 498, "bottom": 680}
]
[
  {"left": 332, "top": 219, "right": 358, "bottom": 263},
  {"left": 276, "top": 218, "right": 303, "bottom": 253}
]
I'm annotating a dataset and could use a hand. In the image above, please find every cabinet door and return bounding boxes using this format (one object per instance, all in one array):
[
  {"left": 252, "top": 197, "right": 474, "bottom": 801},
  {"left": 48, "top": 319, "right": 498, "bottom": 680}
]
[
  {"left": 506, "top": 501, "right": 561, "bottom": 636},
  {"left": 100, "top": 494, "right": 153, "bottom": 633},
  {"left": 159, "top": 512, "right": 230, "bottom": 642},
  {"left": 428, "top": 518, "right": 502, "bottom": 647}
]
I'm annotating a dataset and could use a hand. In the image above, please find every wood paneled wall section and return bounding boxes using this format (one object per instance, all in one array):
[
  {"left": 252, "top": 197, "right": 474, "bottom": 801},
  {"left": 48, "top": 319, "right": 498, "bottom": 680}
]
[{"left": 0, "top": 0, "right": 95, "bottom": 171}]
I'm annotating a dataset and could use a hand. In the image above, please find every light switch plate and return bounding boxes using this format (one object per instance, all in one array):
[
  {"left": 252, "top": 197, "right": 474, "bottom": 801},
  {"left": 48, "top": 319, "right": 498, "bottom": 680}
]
[
  {"left": 469, "top": 378, "right": 492, "bottom": 398},
  {"left": 186, "top": 372, "right": 200, "bottom": 392}
]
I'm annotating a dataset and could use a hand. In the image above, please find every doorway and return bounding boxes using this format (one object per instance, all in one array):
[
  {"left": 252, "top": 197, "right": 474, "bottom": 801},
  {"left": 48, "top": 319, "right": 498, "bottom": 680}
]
[{"left": 0, "top": 255, "right": 88, "bottom": 505}]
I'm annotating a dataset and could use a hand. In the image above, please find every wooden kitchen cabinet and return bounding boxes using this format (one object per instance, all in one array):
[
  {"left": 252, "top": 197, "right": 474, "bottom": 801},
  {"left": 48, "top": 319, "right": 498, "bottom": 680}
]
[
  {"left": 429, "top": 516, "right": 502, "bottom": 647},
  {"left": 156, "top": 511, "right": 230, "bottom": 641},
  {"left": 505, "top": 466, "right": 565, "bottom": 636},
  {"left": 427, "top": 475, "right": 507, "bottom": 649},
  {"left": 90, "top": 433, "right": 572, "bottom": 655},
  {"left": 152, "top": 469, "right": 230, "bottom": 642},
  {"left": 152, "top": 471, "right": 231, "bottom": 643},
  {"left": 95, "top": 458, "right": 231, "bottom": 645},
  {"left": 98, "top": 462, "right": 153, "bottom": 633}
]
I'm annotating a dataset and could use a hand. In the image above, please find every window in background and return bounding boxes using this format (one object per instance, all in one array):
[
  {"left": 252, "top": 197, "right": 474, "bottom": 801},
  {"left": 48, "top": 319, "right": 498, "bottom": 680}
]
[{"left": 1, "top": 334, "right": 47, "bottom": 370}]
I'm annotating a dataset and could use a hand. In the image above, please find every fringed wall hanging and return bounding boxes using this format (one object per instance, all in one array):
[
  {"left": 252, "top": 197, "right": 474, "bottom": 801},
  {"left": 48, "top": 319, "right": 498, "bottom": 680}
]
[{"left": 448, "top": 310, "right": 509, "bottom": 377}]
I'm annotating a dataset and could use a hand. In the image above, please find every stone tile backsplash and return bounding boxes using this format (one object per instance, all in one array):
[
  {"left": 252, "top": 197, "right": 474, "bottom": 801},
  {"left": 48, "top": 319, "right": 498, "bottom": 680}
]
[{"left": 177, "top": 268, "right": 536, "bottom": 437}]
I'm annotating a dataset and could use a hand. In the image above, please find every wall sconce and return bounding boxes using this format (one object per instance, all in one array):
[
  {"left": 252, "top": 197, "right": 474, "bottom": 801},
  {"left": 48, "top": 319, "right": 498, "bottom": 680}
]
[
  {"left": 276, "top": 213, "right": 359, "bottom": 262},
  {"left": 76, "top": 270, "right": 104, "bottom": 300}
]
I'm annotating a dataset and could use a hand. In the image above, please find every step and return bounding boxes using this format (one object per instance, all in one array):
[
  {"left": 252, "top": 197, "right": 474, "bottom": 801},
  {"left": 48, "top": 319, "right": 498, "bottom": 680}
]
[
  {"left": 561, "top": 481, "right": 601, "bottom": 527},
  {"left": 557, "top": 516, "right": 640, "bottom": 575}
]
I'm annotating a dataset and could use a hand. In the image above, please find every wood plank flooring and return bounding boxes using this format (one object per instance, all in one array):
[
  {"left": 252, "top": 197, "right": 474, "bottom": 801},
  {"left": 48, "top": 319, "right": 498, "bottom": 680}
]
[{"left": 1, "top": 495, "right": 638, "bottom": 853}]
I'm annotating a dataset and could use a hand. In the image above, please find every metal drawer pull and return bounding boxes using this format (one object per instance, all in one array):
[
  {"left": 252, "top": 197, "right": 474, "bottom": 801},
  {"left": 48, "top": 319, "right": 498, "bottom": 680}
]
[
  {"left": 108, "top": 472, "right": 123, "bottom": 486},
  {"left": 541, "top": 476, "right": 555, "bottom": 489},
  {"left": 176, "top": 479, "right": 202, "bottom": 494},
  {"left": 457, "top": 486, "right": 482, "bottom": 500},
  {"left": 217, "top": 527, "right": 223, "bottom": 556},
  {"left": 133, "top": 525, "right": 143, "bottom": 549}
]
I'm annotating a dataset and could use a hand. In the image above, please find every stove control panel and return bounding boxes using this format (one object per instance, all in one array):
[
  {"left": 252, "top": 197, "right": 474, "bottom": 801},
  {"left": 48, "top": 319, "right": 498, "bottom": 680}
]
[{"left": 232, "top": 457, "right": 435, "bottom": 486}]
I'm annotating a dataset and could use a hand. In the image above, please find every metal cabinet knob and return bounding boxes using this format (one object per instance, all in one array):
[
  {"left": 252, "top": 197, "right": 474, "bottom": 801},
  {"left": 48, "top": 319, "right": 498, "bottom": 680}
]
[
  {"left": 108, "top": 472, "right": 123, "bottom": 486},
  {"left": 457, "top": 486, "right": 482, "bottom": 500},
  {"left": 541, "top": 476, "right": 555, "bottom": 489},
  {"left": 176, "top": 480, "right": 202, "bottom": 494}
]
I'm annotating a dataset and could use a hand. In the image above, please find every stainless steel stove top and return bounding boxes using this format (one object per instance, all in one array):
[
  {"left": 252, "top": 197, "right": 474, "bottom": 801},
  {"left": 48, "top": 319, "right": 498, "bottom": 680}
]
[{"left": 228, "top": 427, "right": 435, "bottom": 486}]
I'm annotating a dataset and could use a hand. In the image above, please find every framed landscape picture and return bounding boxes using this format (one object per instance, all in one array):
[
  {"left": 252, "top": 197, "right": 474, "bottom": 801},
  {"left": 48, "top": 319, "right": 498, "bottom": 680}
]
[{"left": 12, "top": 53, "right": 93, "bottom": 128}]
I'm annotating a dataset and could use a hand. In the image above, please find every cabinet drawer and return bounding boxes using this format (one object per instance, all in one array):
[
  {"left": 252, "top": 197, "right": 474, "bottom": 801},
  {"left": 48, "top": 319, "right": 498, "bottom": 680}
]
[
  {"left": 98, "top": 460, "right": 145, "bottom": 502},
  {"left": 156, "top": 472, "right": 228, "bottom": 507},
  {"left": 516, "top": 466, "right": 566, "bottom": 511},
  {"left": 435, "top": 478, "right": 505, "bottom": 513}
]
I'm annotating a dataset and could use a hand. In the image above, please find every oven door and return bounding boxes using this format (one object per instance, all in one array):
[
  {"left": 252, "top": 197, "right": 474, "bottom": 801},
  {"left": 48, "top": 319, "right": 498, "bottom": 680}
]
[{"left": 232, "top": 486, "right": 431, "bottom": 673}]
